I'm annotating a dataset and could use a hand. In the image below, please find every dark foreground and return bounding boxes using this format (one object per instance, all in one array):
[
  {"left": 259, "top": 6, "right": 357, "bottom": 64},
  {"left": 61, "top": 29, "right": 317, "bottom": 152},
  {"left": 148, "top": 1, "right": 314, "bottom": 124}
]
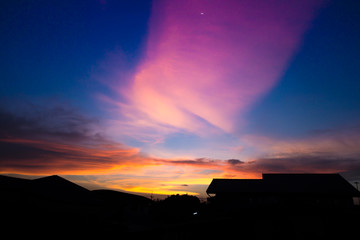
[{"left": 1, "top": 175, "right": 359, "bottom": 239}]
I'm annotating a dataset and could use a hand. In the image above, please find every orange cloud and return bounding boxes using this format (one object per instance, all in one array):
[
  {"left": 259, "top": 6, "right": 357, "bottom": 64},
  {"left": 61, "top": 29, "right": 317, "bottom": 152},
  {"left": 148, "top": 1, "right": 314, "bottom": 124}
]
[
  {"left": 0, "top": 134, "right": 256, "bottom": 196},
  {"left": 3, "top": 134, "right": 359, "bottom": 197},
  {"left": 0, "top": 137, "right": 149, "bottom": 175}
]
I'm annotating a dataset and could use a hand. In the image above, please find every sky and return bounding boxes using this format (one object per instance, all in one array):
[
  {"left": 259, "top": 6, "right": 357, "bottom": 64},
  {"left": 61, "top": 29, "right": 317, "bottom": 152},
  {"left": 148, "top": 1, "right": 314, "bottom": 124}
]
[{"left": 1, "top": 0, "right": 360, "bottom": 198}]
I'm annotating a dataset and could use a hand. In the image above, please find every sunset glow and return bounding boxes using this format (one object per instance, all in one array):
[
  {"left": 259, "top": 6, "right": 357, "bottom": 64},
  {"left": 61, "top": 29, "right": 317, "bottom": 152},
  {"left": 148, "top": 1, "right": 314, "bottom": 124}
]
[{"left": 1, "top": 0, "right": 360, "bottom": 198}]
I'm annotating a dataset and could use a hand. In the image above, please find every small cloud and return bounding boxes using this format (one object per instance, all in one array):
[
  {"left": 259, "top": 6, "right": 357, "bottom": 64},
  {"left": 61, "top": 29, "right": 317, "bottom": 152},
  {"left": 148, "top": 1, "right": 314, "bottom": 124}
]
[
  {"left": 227, "top": 159, "right": 244, "bottom": 165},
  {"left": 180, "top": 184, "right": 188, "bottom": 187},
  {"left": 197, "top": 169, "right": 223, "bottom": 175},
  {"left": 157, "top": 157, "right": 218, "bottom": 166},
  {"left": 223, "top": 174, "right": 237, "bottom": 178}
]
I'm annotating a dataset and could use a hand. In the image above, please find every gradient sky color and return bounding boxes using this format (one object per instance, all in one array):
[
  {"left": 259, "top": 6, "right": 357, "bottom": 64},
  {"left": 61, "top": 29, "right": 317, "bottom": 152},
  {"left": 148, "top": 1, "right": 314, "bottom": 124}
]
[{"left": 1, "top": 0, "right": 360, "bottom": 198}]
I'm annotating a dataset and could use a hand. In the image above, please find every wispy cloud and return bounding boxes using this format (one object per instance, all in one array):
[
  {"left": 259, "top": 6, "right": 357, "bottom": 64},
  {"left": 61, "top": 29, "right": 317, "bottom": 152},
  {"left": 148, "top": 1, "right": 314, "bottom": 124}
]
[
  {"left": 242, "top": 127, "right": 360, "bottom": 159},
  {"left": 0, "top": 101, "right": 103, "bottom": 145},
  {"left": 107, "top": 0, "right": 323, "bottom": 142}
]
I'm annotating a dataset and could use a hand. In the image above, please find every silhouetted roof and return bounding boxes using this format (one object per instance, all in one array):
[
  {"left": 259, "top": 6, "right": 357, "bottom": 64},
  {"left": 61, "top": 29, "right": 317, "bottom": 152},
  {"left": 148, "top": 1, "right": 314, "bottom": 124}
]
[{"left": 207, "top": 173, "right": 360, "bottom": 196}]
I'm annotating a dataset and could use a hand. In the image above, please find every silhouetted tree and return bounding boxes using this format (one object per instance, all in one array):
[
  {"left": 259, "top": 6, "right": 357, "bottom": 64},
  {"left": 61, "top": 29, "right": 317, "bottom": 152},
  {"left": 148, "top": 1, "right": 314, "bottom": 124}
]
[{"left": 152, "top": 194, "right": 200, "bottom": 222}]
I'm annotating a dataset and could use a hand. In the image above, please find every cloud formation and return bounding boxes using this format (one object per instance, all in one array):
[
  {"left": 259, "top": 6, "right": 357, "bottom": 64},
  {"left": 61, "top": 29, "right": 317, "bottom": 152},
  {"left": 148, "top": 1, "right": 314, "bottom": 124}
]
[
  {"left": 235, "top": 129, "right": 360, "bottom": 180},
  {"left": 227, "top": 159, "right": 244, "bottom": 166},
  {"left": 0, "top": 102, "right": 102, "bottom": 144},
  {"left": 0, "top": 103, "right": 148, "bottom": 174},
  {"left": 242, "top": 127, "right": 360, "bottom": 159},
  {"left": 111, "top": 0, "right": 322, "bottom": 141}
]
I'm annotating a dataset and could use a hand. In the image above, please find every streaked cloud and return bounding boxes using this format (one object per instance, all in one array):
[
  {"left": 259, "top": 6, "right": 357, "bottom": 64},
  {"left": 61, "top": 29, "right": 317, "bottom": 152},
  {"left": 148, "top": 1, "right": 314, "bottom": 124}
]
[
  {"left": 242, "top": 127, "right": 360, "bottom": 159},
  {"left": 109, "top": 0, "right": 323, "bottom": 142},
  {"left": 0, "top": 103, "right": 147, "bottom": 174}
]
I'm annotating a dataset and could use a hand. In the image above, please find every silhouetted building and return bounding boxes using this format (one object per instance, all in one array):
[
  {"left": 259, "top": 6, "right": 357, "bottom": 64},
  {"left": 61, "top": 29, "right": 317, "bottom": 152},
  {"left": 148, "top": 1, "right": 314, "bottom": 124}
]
[{"left": 207, "top": 173, "right": 360, "bottom": 210}]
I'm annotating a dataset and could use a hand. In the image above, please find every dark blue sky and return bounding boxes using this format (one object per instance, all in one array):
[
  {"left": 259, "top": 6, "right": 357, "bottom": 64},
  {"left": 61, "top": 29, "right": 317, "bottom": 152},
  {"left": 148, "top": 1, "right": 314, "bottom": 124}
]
[
  {"left": 246, "top": 0, "right": 360, "bottom": 138},
  {"left": 0, "top": 0, "right": 151, "bottom": 113}
]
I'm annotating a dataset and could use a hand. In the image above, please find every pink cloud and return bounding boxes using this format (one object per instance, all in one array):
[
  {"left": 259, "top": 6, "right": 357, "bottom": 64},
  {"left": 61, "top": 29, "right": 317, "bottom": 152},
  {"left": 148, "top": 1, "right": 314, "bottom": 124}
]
[{"left": 115, "top": 0, "right": 322, "bottom": 137}]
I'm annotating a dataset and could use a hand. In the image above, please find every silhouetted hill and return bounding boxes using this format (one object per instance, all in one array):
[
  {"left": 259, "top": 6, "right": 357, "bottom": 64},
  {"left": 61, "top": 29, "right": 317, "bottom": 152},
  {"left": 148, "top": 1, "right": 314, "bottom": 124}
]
[
  {"left": 92, "top": 189, "right": 151, "bottom": 205},
  {"left": 0, "top": 174, "right": 30, "bottom": 190},
  {"left": 30, "top": 175, "right": 90, "bottom": 202},
  {"left": 0, "top": 174, "right": 155, "bottom": 237},
  {"left": 32, "top": 175, "right": 89, "bottom": 192},
  {"left": 0, "top": 175, "right": 35, "bottom": 205},
  {"left": 0, "top": 175, "right": 152, "bottom": 205}
]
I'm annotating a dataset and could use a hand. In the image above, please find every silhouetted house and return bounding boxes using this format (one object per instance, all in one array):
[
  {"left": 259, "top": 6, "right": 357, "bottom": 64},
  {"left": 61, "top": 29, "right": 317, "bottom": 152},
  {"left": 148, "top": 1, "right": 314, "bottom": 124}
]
[{"left": 207, "top": 173, "right": 360, "bottom": 209}]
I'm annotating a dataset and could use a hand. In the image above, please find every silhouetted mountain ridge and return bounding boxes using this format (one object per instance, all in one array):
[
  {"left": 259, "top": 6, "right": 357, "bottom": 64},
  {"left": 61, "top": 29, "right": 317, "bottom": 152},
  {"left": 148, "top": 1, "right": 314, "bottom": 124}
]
[
  {"left": 30, "top": 175, "right": 90, "bottom": 202},
  {"left": 1, "top": 174, "right": 153, "bottom": 237},
  {"left": 0, "top": 174, "right": 150, "bottom": 204},
  {"left": 32, "top": 175, "right": 89, "bottom": 192},
  {"left": 0, "top": 174, "right": 30, "bottom": 190},
  {"left": 92, "top": 189, "right": 151, "bottom": 204}
]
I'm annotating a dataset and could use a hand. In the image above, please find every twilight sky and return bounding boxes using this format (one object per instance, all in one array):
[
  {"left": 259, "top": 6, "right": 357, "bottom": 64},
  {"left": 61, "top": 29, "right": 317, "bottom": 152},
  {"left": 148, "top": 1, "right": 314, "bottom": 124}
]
[{"left": 1, "top": 0, "right": 360, "bottom": 197}]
